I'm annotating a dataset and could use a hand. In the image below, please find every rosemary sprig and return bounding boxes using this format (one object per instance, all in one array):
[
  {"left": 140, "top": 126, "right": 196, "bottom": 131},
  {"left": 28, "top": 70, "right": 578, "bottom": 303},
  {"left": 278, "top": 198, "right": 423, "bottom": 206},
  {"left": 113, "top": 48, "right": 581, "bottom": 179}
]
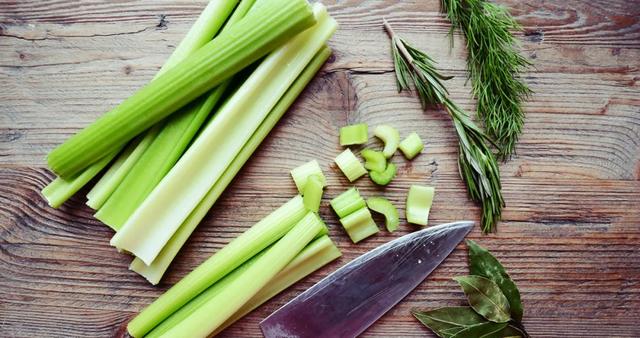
[
  {"left": 442, "top": 0, "right": 532, "bottom": 159},
  {"left": 384, "top": 20, "right": 504, "bottom": 233}
]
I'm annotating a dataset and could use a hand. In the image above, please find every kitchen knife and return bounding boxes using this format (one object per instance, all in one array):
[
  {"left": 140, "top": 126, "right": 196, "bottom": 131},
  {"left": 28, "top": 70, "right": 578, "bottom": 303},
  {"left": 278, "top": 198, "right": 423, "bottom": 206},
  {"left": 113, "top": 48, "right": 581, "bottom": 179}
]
[{"left": 260, "top": 221, "right": 474, "bottom": 338}]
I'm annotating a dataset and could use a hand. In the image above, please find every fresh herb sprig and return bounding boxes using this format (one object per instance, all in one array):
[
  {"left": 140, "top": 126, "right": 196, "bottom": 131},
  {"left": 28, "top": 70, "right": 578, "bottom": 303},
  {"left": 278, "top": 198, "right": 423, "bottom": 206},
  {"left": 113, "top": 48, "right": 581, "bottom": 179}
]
[
  {"left": 441, "top": 0, "right": 532, "bottom": 159},
  {"left": 383, "top": 20, "right": 504, "bottom": 233},
  {"left": 412, "top": 240, "right": 530, "bottom": 338}
]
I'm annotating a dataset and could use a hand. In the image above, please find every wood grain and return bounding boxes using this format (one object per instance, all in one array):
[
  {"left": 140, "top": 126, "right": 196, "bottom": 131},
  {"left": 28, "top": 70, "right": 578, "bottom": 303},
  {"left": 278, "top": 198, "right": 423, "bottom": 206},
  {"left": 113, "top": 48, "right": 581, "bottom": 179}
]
[{"left": 1, "top": 0, "right": 640, "bottom": 337}]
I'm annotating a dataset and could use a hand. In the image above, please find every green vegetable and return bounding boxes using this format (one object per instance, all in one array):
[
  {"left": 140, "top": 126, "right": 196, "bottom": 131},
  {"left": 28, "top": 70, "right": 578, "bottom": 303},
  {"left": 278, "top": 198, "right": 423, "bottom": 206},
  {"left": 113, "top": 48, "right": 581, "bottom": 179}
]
[
  {"left": 361, "top": 148, "right": 386, "bottom": 172},
  {"left": 454, "top": 275, "right": 511, "bottom": 323},
  {"left": 369, "top": 162, "right": 397, "bottom": 186},
  {"left": 334, "top": 148, "right": 367, "bottom": 182},
  {"left": 47, "top": 0, "right": 317, "bottom": 179},
  {"left": 411, "top": 307, "right": 487, "bottom": 338},
  {"left": 399, "top": 132, "right": 424, "bottom": 160},
  {"left": 340, "top": 207, "right": 379, "bottom": 243},
  {"left": 406, "top": 185, "right": 435, "bottom": 226},
  {"left": 129, "top": 45, "right": 333, "bottom": 285},
  {"left": 374, "top": 125, "right": 400, "bottom": 158},
  {"left": 157, "top": 212, "right": 326, "bottom": 337},
  {"left": 384, "top": 20, "right": 504, "bottom": 233},
  {"left": 330, "top": 187, "right": 366, "bottom": 218},
  {"left": 291, "top": 160, "right": 326, "bottom": 193},
  {"left": 303, "top": 174, "right": 324, "bottom": 213},
  {"left": 339, "top": 123, "right": 368, "bottom": 146},
  {"left": 111, "top": 4, "right": 337, "bottom": 265},
  {"left": 366, "top": 197, "right": 399, "bottom": 232},
  {"left": 126, "top": 195, "right": 307, "bottom": 338},
  {"left": 467, "top": 240, "right": 523, "bottom": 322},
  {"left": 41, "top": 150, "right": 119, "bottom": 208},
  {"left": 441, "top": 0, "right": 532, "bottom": 158}
]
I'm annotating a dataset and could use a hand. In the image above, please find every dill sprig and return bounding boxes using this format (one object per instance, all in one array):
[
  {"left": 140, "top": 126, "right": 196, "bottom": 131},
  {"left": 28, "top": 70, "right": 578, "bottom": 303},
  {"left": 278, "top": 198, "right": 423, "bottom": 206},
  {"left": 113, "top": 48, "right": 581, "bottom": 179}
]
[
  {"left": 384, "top": 20, "right": 504, "bottom": 233},
  {"left": 442, "top": 0, "right": 531, "bottom": 159}
]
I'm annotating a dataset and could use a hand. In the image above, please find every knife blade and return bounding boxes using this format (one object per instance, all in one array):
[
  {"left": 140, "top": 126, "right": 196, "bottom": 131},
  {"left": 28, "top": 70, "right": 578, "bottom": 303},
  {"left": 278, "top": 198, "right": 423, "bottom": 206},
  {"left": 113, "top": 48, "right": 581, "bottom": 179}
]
[{"left": 260, "top": 221, "right": 474, "bottom": 338}]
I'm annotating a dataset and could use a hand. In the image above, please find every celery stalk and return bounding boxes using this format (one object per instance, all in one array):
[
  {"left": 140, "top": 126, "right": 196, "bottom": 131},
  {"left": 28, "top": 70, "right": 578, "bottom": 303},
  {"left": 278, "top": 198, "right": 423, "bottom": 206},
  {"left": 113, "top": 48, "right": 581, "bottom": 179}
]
[
  {"left": 41, "top": 150, "right": 119, "bottom": 208},
  {"left": 370, "top": 162, "right": 397, "bottom": 186},
  {"left": 290, "top": 159, "right": 326, "bottom": 193},
  {"left": 367, "top": 197, "right": 400, "bottom": 232},
  {"left": 406, "top": 185, "right": 435, "bottom": 226},
  {"left": 47, "top": 0, "right": 316, "bottom": 178},
  {"left": 126, "top": 195, "right": 307, "bottom": 338},
  {"left": 361, "top": 148, "right": 386, "bottom": 172},
  {"left": 340, "top": 207, "right": 379, "bottom": 243},
  {"left": 159, "top": 212, "right": 326, "bottom": 338},
  {"left": 147, "top": 235, "right": 340, "bottom": 337},
  {"left": 303, "top": 174, "right": 324, "bottom": 212},
  {"left": 374, "top": 124, "right": 400, "bottom": 158},
  {"left": 129, "top": 46, "right": 332, "bottom": 285},
  {"left": 330, "top": 187, "right": 366, "bottom": 218},
  {"left": 335, "top": 148, "right": 367, "bottom": 182},
  {"left": 111, "top": 5, "right": 337, "bottom": 265},
  {"left": 399, "top": 132, "right": 424, "bottom": 160},
  {"left": 339, "top": 123, "right": 368, "bottom": 146}
]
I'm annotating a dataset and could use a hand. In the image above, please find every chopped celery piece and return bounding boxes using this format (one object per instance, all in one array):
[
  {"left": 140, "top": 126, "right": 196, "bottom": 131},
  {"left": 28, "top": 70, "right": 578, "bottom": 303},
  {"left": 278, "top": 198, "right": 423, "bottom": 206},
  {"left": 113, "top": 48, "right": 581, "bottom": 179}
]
[
  {"left": 41, "top": 150, "right": 119, "bottom": 208},
  {"left": 399, "top": 132, "right": 424, "bottom": 160},
  {"left": 370, "top": 162, "right": 397, "bottom": 186},
  {"left": 330, "top": 187, "right": 366, "bottom": 218},
  {"left": 158, "top": 212, "right": 326, "bottom": 337},
  {"left": 126, "top": 195, "right": 307, "bottom": 338},
  {"left": 303, "top": 174, "right": 324, "bottom": 213},
  {"left": 290, "top": 160, "right": 326, "bottom": 193},
  {"left": 374, "top": 124, "right": 400, "bottom": 158},
  {"left": 335, "top": 148, "right": 367, "bottom": 182},
  {"left": 47, "top": 0, "right": 316, "bottom": 179},
  {"left": 367, "top": 197, "right": 400, "bottom": 232},
  {"left": 95, "top": 88, "right": 225, "bottom": 230},
  {"left": 111, "top": 5, "right": 337, "bottom": 265},
  {"left": 406, "top": 185, "right": 435, "bottom": 226},
  {"left": 340, "top": 207, "right": 379, "bottom": 243},
  {"left": 361, "top": 148, "right": 386, "bottom": 172},
  {"left": 129, "top": 46, "right": 333, "bottom": 285},
  {"left": 339, "top": 123, "right": 368, "bottom": 146}
]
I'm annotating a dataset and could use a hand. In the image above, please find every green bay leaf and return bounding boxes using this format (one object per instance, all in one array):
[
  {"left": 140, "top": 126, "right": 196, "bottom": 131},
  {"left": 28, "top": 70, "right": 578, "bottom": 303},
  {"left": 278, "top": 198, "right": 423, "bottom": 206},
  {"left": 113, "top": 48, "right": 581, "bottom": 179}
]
[
  {"left": 454, "top": 275, "right": 511, "bottom": 323},
  {"left": 466, "top": 239, "right": 524, "bottom": 321},
  {"left": 450, "top": 322, "right": 509, "bottom": 338},
  {"left": 411, "top": 306, "right": 487, "bottom": 338}
]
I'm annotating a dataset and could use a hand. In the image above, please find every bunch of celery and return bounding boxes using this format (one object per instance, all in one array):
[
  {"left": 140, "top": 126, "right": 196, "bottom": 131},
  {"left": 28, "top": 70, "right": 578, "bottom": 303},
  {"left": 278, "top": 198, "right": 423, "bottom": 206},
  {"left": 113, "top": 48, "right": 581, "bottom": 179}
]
[{"left": 41, "top": 0, "right": 338, "bottom": 284}]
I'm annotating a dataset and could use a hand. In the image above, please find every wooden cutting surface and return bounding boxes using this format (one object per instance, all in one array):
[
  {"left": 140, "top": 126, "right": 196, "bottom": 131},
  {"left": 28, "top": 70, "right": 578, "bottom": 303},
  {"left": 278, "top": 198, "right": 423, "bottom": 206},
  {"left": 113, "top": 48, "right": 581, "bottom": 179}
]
[{"left": 1, "top": 0, "right": 639, "bottom": 337}]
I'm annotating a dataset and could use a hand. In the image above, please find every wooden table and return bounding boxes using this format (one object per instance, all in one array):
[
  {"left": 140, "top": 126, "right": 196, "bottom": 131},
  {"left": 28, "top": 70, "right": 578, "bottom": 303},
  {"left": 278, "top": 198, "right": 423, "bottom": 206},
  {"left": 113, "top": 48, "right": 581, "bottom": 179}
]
[{"left": 1, "top": 1, "right": 639, "bottom": 337}]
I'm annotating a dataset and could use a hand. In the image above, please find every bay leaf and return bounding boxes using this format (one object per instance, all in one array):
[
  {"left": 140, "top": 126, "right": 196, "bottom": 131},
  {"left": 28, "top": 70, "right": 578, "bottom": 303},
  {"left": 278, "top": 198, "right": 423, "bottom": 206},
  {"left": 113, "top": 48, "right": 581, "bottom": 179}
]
[
  {"left": 454, "top": 275, "right": 511, "bottom": 323},
  {"left": 411, "top": 306, "right": 487, "bottom": 338},
  {"left": 467, "top": 239, "right": 524, "bottom": 322},
  {"left": 450, "top": 322, "right": 509, "bottom": 338}
]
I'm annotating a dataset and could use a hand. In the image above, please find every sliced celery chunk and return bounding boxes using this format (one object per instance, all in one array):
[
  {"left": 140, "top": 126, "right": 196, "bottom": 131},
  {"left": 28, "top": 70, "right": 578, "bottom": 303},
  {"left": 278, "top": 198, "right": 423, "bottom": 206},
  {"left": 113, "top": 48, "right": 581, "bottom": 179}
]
[
  {"left": 367, "top": 197, "right": 400, "bottom": 232},
  {"left": 370, "top": 162, "right": 397, "bottom": 186},
  {"left": 335, "top": 148, "right": 367, "bottom": 182},
  {"left": 374, "top": 124, "right": 400, "bottom": 158},
  {"left": 303, "top": 174, "right": 324, "bottom": 212},
  {"left": 399, "top": 132, "right": 424, "bottom": 160},
  {"left": 361, "top": 148, "right": 386, "bottom": 172},
  {"left": 339, "top": 123, "right": 368, "bottom": 146},
  {"left": 406, "top": 185, "right": 435, "bottom": 226},
  {"left": 291, "top": 160, "right": 326, "bottom": 193},
  {"left": 340, "top": 207, "right": 379, "bottom": 243},
  {"left": 330, "top": 187, "right": 366, "bottom": 218}
]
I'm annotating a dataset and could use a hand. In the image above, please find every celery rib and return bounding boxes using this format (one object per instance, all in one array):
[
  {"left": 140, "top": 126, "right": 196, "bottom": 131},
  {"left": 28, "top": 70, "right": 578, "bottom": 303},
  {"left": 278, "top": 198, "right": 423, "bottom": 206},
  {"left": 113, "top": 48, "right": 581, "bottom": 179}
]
[
  {"left": 129, "top": 46, "right": 333, "bottom": 285},
  {"left": 330, "top": 187, "right": 366, "bottom": 218},
  {"left": 340, "top": 123, "right": 368, "bottom": 146},
  {"left": 340, "top": 207, "right": 379, "bottom": 243},
  {"left": 370, "top": 162, "right": 397, "bottom": 186},
  {"left": 374, "top": 124, "right": 400, "bottom": 158},
  {"left": 291, "top": 160, "right": 327, "bottom": 193},
  {"left": 47, "top": 0, "right": 317, "bottom": 178},
  {"left": 111, "top": 5, "right": 337, "bottom": 266},
  {"left": 367, "top": 197, "right": 400, "bottom": 232},
  {"left": 361, "top": 148, "right": 386, "bottom": 173},
  {"left": 335, "top": 148, "right": 367, "bottom": 182},
  {"left": 399, "top": 132, "right": 424, "bottom": 160},
  {"left": 406, "top": 185, "right": 435, "bottom": 226},
  {"left": 303, "top": 174, "right": 324, "bottom": 212}
]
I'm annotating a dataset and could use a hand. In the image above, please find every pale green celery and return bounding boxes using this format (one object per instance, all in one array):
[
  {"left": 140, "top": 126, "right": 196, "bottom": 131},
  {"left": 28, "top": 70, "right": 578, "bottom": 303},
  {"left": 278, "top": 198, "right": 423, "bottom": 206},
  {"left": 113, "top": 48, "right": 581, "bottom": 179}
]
[
  {"left": 406, "top": 185, "right": 435, "bottom": 226},
  {"left": 129, "top": 46, "right": 332, "bottom": 285},
  {"left": 84, "top": 0, "right": 243, "bottom": 210},
  {"left": 339, "top": 123, "right": 368, "bottom": 146},
  {"left": 303, "top": 174, "right": 324, "bottom": 212},
  {"left": 367, "top": 197, "right": 399, "bottom": 232},
  {"left": 159, "top": 212, "right": 326, "bottom": 338},
  {"left": 361, "top": 148, "right": 386, "bottom": 172},
  {"left": 126, "top": 195, "right": 307, "bottom": 338},
  {"left": 147, "top": 235, "right": 340, "bottom": 338},
  {"left": 370, "top": 162, "right": 397, "bottom": 186},
  {"left": 41, "top": 150, "right": 119, "bottom": 208},
  {"left": 47, "top": 0, "right": 316, "bottom": 178},
  {"left": 112, "top": 5, "right": 337, "bottom": 265},
  {"left": 340, "top": 207, "right": 379, "bottom": 243},
  {"left": 94, "top": 87, "right": 225, "bottom": 230},
  {"left": 290, "top": 159, "right": 326, "bottom": 193},
  {"left": 335, "top": 148, "right": 367, "bottom": 182},
  {"left": 374, "top": 125, "right": 400, "bottom": 158},
  {"left": 399, "top": 132, "right": 424, "bottom": 160},
  {"left": 330, "top": 187, "right": 366, "bottom": 218},
  {"left": 213, "top": 235, "right": 340, "bottom": 335}
]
